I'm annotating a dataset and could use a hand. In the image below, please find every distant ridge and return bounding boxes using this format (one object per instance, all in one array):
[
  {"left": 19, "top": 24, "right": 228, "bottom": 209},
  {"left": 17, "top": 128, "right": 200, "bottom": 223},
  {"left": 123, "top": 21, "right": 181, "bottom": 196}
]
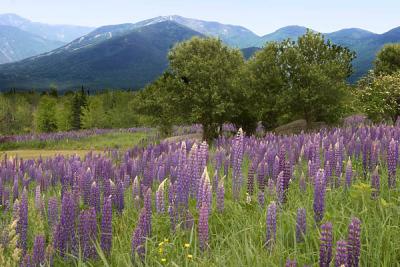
[{"left": 0, "top": 14, "right": 399, "bottom": 90}]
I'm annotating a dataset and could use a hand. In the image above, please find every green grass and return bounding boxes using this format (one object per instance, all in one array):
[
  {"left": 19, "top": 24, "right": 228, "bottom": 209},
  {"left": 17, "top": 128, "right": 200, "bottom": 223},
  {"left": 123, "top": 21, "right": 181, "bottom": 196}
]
[
  {"left": 1, "top": 145, "right": 400, "bottom": 266},
  {"left": 0, "top": 132, "right": 150, "bottom": 152}
]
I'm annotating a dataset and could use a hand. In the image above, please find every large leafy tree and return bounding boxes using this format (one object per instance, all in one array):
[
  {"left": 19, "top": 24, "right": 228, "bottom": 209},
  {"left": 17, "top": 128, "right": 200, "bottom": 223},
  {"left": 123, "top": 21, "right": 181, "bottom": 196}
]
[
  {"left": 249, "top": 31, "right": 355, "bottom": 128},
  {"left": 155, "top": 37, "right": 245, "bottom": 141},
  {"left": 356, "top": 72, "right": 400, "bottom": 122},
  {"left": 374, "top": 44, "right": 400, "bottom": 75}
]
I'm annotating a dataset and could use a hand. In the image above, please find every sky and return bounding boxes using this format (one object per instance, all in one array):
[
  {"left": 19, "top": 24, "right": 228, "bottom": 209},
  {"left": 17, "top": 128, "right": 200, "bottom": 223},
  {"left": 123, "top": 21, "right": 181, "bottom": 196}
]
[{"left": 1, "top": 0, "right": 399, "bottom": 35}]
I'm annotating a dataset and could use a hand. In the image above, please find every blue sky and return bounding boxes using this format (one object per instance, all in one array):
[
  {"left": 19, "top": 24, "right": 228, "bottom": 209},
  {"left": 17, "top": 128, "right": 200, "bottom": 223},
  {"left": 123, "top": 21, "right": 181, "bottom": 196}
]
[{"left": 1, "top": 0, "right": 399, "bottom": 35}]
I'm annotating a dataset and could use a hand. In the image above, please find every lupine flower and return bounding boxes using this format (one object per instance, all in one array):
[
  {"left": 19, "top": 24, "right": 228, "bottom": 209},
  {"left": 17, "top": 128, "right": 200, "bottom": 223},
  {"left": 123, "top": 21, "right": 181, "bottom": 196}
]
[
  {"left": 313, "top": 169, "right": 327, "bottom": 223},
  {"left": 285, "top": 259, "right": 297, "bottom": 267},
  {"left": 296, "top": 208, "right": 306, "bottom": 243},
  {"left": 90, "top": 181, "right": 101, "bottom": 213},
  {"left": 387, "top": 139, "right": 397, "bottom": 188},
  {"left": 79, "top": 207, "right": 97, "bottom": 259},
  {"left": 347, "top": 217, "right": 361, "bottom": 267},
  {"left": 0, "top": 176, "right": 3, "bottom": 206},
  {"left": 335, "top": 239, "right": 348, "bottom": 267},
  {"left": 56, "top": 191, "right": 76, "bottom": 257},
  {"left": 47, "top": 197, "right": 59, "bottom": 229},
  {"left": 276, "top": 171, "right": 284, "bottom": 204},
  {"left": 217, "top": 175, "right": 225, "bottom": 212},
  {"left": 115, "top": 180, "right": 125, "bottom": 213},
  {"left": 100, "top": 196, "right": 112, "bottom": 255},
  {"left": 265, "top": 201, "right": 277, "bottom": 248},
  {"left": 132, "top": 176, "right": 140, "bottom": 208},
  {"left": 34, "top": 185, "right": 43, "bottom": 212},
  {"left": 345, "top": 158, "right": 352, "bottom": 188},
  {"left": 198, "top": 201, "right": 209, "bottom": 251},
  {"left": 131, "top": 207, "right": 147, "bottom": 260},
  {"left": 371, "top": 166, "right": 380, "bottom": 199},
  {"left": 33, "top": 235, "right": 45, "bottom": 266},
  {"left": 319, "top": 222, "right": 333, "bottom": 267},
  {"left": 12, "top": 176, "right": 19, "bottom": 202},
  {"left": 18, "top": 188, "right": 28, "bottom": 255},
  {"left": 247, "top": 162, "right": 255, "bottom": 196},
  {"left": 143, "top": 188, "right": 152, "bottom": 236},
  {"left": 156, "top": 179, "right": 167, "bottom": 213}
]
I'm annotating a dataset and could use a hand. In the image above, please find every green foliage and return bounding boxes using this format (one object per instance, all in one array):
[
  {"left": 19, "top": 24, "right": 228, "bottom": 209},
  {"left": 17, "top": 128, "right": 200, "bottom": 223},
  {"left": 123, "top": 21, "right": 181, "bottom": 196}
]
[
  {"left": 167, "top": 37, "right": 246, "bottom": 141},
  {"left": 374, "top": 43, "right": 400, "bottom": 75},
  {"left": 0, "top": 94, "right": 33, "bottom": 135},
  {"left": 249, "top": 31, "right": 355, "bottom": 128},
  {"left": 81, "top": 97, "right": 108, "bottom": 129},
  {"left": 134, "top": 73, "right": 185, "bottom": 136},
  {"left": 34, "top": 96, "right": 58, "bottom": 133},
  {"left": 70, "top": 87, "right": 87, "bottom": 130},
  {"left": 356, "top": 71, "right": 400, "bottom": 122}
]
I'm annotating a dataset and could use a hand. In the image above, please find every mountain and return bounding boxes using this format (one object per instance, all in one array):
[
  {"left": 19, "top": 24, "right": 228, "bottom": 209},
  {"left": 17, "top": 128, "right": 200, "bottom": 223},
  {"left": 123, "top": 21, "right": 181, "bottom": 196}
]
[
  {"left": 0, "top": 25, "right": 64, "bottom": 64},
  {"left": 0, "top": 13, "right": 94, "bottom": 43},
  {"left": 257, "top": 25, "right": 309, "bottom": 46},
  {"left": 133, "top": 15, "right": 260, "bottom": 48},
  {"left": 0, "top": 21, "right": 203, "bottom": 90}
]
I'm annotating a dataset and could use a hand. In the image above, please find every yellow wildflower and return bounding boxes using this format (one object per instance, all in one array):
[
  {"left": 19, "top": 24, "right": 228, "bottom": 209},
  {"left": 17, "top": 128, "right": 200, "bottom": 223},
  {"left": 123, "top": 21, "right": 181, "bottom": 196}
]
[
  {"left": 187, "top": 254, "right": 193, "bottom": 259},
  {"left": 161, "top": 258, "right": 167, "bottom": 263},
  {"left": 184, "top": 243, "right": 190, "bottom": 248}
]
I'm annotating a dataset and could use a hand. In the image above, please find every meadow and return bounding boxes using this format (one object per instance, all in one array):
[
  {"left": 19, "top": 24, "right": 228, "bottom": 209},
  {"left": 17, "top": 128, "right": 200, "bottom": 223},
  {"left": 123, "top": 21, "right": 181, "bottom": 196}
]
[{"left": 0, "top": 122, "right": 400, "bottom": 267}]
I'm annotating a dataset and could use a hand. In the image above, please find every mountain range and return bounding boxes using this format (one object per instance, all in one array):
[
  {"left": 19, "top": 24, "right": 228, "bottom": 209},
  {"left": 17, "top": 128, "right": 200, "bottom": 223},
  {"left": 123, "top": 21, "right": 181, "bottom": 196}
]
[{"left": 0, "top": 14, "right": 399, "bottom": 90}]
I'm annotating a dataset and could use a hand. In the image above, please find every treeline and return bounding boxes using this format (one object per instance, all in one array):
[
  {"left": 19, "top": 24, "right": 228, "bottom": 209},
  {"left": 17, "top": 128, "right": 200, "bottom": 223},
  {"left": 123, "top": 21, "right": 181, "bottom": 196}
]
[
  {"left": 1, "top": 32, "right": 400, "bottom": 140},
  {"left": 0, "top": 89, "right": 145, "bottom": 135},
  {"left": 134, "top": 32, "right": 400, "bottom": 141}
]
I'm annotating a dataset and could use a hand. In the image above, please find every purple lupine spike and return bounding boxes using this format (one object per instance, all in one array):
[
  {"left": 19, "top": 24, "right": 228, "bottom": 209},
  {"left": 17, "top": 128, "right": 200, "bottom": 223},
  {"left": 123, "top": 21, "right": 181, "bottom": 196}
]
[
  {"left": 90, "top": 181, "right": 101, "bottom": 213},
  {"left": 299, "top": 172, "right": 306, "bottom": 192},
  {"left": 285, "top": 259, "right": 297, "bottom": 267},
  {"left": 132, "top": 176, "right": 140, "bottom": 208},
  {"left": 131, "top": 207, "right": 147, "bottom": 259},
  {"left": 247, "top": 162, "right": 255, "bottom": 196},
  {"left": 371, "top": 166, "right": 380, "bottom": 199},
  {"left": 2, "top": 187, "right": 9, "bottom": 211},
  {"left": 82, "top": 168, "right": 92, "bottom": 205},
  {"left": 47, "top": 197, "right": 59, "bottom": 229},
  {"left": 345, "top": 158, "right": 352, "bottom": 188},
  {"left": 35, "top": 185, "right": 43, "bottom": 212},
  {"left": 296, "top": 208, "right": 306, "bottom": 243},
  {"left": 79, "top": 207, "right": 97, "bottom": 259},
  {"left": 319, "top": 222, "right": 333, "bottom": 267},
  {"left": 156, "top": 179, "right": 167, "bottom": 213},
  {"left": 198, "top": 201, "right": 209, "bottom": 251},
  {"left": 12, "top": 176, "right": 19, "bottom": 202},
  {"left": 276, "top": 171, "right": 285, "bottom": 205},
  {"left": 13, "top": 198, "right": 20, "bottom": 222},
  {"left": 273, "top": 156, "right": 280, "bottom": 181},
  {"left": 100, "top": 196, "right": 112, "bottom": 255},
  {"left": 115, "top": 180, "right": 125, "bottom": 213},
  {"left": 18, "top": 188, "right": 28, "bottom": 255},
  {"left": 267, "top": 178, "right": 275, "bottom": 196},
  {"left": 313, "top": 169, "right": 327, "bottom": 223},
  {"left": 347, "top": 217, "right": 361, "bottom": 267},
  {"left": 103, "top": 178, "right": 111, "bottom": 202},
  {"left": 265, "top": 201, "right": 277, "bottom": 248},
  {"left": 217, "top": 175, "right": 225, "bottom": 212},
  {"left": 387, "top": 139, "right": 397, "bottom": 188},
  {"left": 335, "top": 239, "right": 348, "bottom": 267},
  {"left": 213, "top": 170, "right": 219, "bottom": 193},
  {"left": 33, "top": 235, "right": 45, "bottom": 266},
  {"left": 22, "top": 254, "right": 32, "bottom": 267},
  {"left": 143, "top": 188, "right": 152, "bottom": 236},
  {"left": 0, "top": 176, "right": 3, "bottom": 206},
  {"left": 57, "top": 191, "right": 76, "bottom": 257}
]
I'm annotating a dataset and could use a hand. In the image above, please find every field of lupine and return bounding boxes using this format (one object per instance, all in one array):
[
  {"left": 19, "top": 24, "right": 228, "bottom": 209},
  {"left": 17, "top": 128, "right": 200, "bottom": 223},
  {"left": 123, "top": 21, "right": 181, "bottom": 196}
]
[{"left": 1, "top": 122, "right": 400, "bottom": 266}]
